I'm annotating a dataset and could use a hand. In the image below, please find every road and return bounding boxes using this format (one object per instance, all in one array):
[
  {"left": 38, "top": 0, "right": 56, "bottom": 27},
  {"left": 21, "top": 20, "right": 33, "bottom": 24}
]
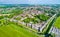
[{"left": 40, "top": 14, "right": 56, "bottom": 32}]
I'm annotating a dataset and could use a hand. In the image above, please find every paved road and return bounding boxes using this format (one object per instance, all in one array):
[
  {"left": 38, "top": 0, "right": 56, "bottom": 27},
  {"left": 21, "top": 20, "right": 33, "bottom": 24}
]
[{"left": 40, "top": 14, "right": 56, "bottom": 32}]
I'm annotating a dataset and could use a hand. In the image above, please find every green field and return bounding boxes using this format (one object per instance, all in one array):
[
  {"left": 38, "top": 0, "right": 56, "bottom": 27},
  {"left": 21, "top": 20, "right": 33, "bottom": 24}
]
[
  {"left": 0, "top": 21, "right": 39, "bottom": 37},
  {"left": 54, "top": 16, "right": 60, "bottom": 29}
]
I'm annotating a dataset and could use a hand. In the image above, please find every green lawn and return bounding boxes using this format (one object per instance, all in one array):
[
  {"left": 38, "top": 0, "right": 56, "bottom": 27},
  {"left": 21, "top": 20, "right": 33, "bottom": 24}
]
[
  {"left": 0, "top": 22, "right": 39, "bottom": 37},
  {"left": 54, "top": 16, "right": 60, "bottom": 29}
]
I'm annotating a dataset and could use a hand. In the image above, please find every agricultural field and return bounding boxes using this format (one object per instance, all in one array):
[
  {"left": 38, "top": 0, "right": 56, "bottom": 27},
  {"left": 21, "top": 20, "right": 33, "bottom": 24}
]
[
  {"left": 0, "top": 19, "right": 40, "bottom": 37},
  {"left": 54, "top": 16, "right": 60, "bottom": 29}
]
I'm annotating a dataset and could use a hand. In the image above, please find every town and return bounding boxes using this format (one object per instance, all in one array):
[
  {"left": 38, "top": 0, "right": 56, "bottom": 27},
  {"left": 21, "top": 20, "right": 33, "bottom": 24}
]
[{"left": 0, "top": 4, "right": 60, "bottom": 37}]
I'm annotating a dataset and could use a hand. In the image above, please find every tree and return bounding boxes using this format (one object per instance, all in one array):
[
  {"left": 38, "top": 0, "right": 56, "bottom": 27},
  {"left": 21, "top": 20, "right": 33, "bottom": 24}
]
[{"left": 35, "top": 14, "right": 50, "bottom": 21}]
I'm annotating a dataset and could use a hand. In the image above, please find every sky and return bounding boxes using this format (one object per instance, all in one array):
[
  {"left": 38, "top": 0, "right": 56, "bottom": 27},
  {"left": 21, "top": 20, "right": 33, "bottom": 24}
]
[{"left": 0, "top": 0, "right": 60, "bottom": 4}]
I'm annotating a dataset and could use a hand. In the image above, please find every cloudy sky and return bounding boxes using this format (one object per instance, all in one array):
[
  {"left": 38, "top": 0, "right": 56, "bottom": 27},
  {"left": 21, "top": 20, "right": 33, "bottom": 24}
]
[{"left": 0, "top": 0, "right": 60, "bottom": 4}]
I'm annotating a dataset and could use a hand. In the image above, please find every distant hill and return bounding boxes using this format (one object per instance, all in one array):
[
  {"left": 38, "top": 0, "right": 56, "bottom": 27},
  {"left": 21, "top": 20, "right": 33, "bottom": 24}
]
[
  {"left": 41, "top": 4, "right": 60, "bottom": 8},
  {"left": 0, "top": 4, "right": 60, "bottom": 8},
  {"left": 0, "top": 4, "right": 35, "bottom": 8}
]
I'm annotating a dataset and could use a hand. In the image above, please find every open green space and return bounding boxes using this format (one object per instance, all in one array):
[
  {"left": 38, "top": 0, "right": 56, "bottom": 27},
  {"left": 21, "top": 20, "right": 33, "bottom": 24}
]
[
  {"left": 54, "top": 16, "right": 60, "bottom": 29},
  {"left": 0, "top": 19, "right": 39, "bottom": 37}
]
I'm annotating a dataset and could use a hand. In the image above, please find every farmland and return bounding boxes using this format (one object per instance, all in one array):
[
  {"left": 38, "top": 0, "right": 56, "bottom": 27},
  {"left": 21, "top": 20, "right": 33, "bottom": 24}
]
[
  {"left": 54, "top": 16, "right": 60, "bottom": 29},
  {"left": 0, "top": 19, "right": 40, "bottom": 37}
]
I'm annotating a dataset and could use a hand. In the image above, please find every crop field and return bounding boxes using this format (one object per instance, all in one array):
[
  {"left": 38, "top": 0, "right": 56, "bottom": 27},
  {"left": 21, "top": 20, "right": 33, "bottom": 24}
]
[
  {"left": 54, "top": 16, "right": 60, "bottom": 29},
  {"left": 0, "top": 21, "right": 39, "bottom": 37}
]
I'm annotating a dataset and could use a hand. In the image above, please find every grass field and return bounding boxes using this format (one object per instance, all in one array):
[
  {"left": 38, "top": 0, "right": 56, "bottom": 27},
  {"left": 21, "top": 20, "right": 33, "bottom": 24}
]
[
  {"left": 0, "top": 22, "right": 39, "bottom": 37},
  {"left": 54, "top": 16, "right": 60, "bottom": 29}
]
